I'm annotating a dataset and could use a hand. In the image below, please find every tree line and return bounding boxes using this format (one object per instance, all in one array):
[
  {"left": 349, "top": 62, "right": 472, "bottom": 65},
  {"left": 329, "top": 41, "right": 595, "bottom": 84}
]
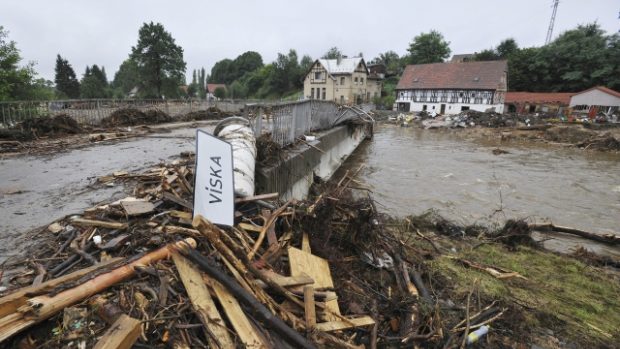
[{"left": 1, "top": 22, "right": 618, "bottom": 102}]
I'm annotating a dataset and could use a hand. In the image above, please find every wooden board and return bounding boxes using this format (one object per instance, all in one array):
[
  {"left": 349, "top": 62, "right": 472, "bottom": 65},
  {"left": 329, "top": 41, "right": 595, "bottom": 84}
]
[
  {"left": 93, "top": 314, "right": 142, "bottom": 349},
  {"left": 288, "top": 247, "right": 333, "bottom": 288},
  {"left": 257, "top": 269, "right": 314, "bottom": 288},
  {"left": 315, "top": 316, "right": 375, "bottom": 332},
  {"left": 172, "top": 253, "right": 234, "bottom": 348},
  {"left": 121, "top": 200, "right": 155, "bottom": 216},
  {"left": 288, "top": 247, "right": 341, "bottom": 319},
  {"left": 206, "top": 277, "right": 266, "bottom": 348}
]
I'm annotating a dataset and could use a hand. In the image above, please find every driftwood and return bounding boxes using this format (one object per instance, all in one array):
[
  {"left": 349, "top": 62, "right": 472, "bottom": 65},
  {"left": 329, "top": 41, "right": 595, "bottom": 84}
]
[
  {"left": 529, "top": 223, "right": 620, "bottom": 245},
  {"left": 0, "top": 239, "right": 196, "bottom": 343}
]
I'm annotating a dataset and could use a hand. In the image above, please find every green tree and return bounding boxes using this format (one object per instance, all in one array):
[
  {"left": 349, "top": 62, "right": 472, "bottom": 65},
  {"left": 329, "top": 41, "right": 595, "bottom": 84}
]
[
  {"left": 208, "top": 58, "right": 234, "bottom": 84},
  {"left": 322, "top": 47, "right": 343, "bottom": 60},
  {"left": 229, "top": 80, "right": 247, "bottom": 99},
  {"left": 374, "top": 51, "right": 402, "bottom": 73},
  {"left": 130, "top": 22, "right": 186, "bottom": 98},
  {"left": 474, "top": 49, "right": 498, "bottom": 61},
  {"left": 233, "top": 51, "right": 263, "bottom": 77},
  {"left": 198, "top": 67, "right": 206, "bottom": 98},
  {"left": 0, "top": 26, "right": 37, "bottom": 101},
  {"left": 54, "top": 54, "right": 80, "bottom": 98},
  {"left": 214, "top": 86, "right": 226, "bottom": 99},
  {"left": 112, "top": 58, "right": 140, "bottom": 97},
  {"left": 497, "top": 38, "right": 519, "bottom": 58},
  {"left": 273, "top": 49, "right": 300, "bottom": 93},
  {"left": 407, "top": 30, "right": 451, "bottom": 64},
  {"left": 80, "top": 65, "right": 108, "bottom": 98}
]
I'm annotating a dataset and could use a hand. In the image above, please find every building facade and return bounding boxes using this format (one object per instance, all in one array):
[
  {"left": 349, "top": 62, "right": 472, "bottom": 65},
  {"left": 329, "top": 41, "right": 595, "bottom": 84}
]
[
  {"left": 395, "top": 61, "right": 508, "bottom": 115},
  {"left": 569, "top": 86, "right": 620, "bottom": 118},
  {"left": 504, "top": 92, "right": 574, "bottom": 114},
  {"left": 303, "top": 57, "right": 382, "bottom": 104}
]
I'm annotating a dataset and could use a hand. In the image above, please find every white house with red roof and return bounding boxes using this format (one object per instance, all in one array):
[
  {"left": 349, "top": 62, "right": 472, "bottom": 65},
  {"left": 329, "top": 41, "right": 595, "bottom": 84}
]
[
  {"left": 569, "top": 86, "right": 620, "bottom": 118},
  {"left": 395, "top": 61, "right": 508, "bottom": 114}
]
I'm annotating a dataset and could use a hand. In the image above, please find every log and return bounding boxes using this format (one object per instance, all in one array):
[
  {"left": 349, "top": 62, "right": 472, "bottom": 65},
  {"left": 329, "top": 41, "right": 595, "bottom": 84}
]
[
  {"left": 0, "top": 258, "right": 122, "bottom": 319},
  {"left": 92, "top": 314, "right": 142, "bottom": 349},
  {"left": 172, "top": 253, "right": 234, "bottom": 349},
  {"left": 529, "top": 223, "right": 620, "bottom": 245},
  {"left": 0, "top": 239, "right": 196, "bottom": 343},
  {"left": 179, "top": 247, "right": 316, "bottom": 349},
  {"left": 71, "top": 218, "right": 127, "bottom": 230}
]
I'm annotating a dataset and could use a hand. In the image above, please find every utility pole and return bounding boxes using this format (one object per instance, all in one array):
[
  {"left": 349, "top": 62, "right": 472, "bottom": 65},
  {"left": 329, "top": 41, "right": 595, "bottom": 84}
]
[{"left": 545, "top": 0, "right": 560, "bottom": 45}]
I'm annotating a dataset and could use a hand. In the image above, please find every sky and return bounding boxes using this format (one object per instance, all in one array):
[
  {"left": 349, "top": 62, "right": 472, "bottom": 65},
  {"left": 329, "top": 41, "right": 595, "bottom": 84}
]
[{"left": 2, "top": 0, "right": 619, "bottom": 83}]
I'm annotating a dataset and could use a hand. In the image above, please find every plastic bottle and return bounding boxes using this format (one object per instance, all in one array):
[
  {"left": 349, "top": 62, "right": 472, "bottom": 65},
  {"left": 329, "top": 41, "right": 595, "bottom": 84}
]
[{"left": 466, "top": 325, "right": 489, "bottom": 345}]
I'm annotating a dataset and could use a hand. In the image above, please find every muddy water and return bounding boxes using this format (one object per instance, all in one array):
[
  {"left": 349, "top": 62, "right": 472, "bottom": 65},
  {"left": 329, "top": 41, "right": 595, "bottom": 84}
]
[
  {"left": 0, "top": 126, "right": 213, "bottom": 260},
  {"left": 343, "top": 124, "right": 620, "bottom": 257}
]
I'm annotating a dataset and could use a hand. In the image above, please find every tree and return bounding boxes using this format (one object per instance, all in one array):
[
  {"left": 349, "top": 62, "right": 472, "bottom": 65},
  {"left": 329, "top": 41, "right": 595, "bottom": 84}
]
[
  {"left": 374, "top": 51, "right": 402, "bottom": 73},
  {"left": 130, "top": 22, "right": 186, "bottom": 98},
  {"left": 112, "top": 58, "right": 140, "bottom": 97},
  {"left": 272, "top": 49, "right": 301, "bottom": 93},
  {"left": 496, "top": 38, "right": 518, "bottom": 58},
  {"left": 198, "top": 67, "right": 206, "bottom": 98},
  {"left": 214, "top": 86, "right": 226, "bottom": 99},
  {"left": 80, "top": 65, "right": 108, "bottom": 98},
  {"left": 474, "top": 49, "right": 498, "bottom": 61},
  {"left": 299, "top": 55, "right": 313, "bottom": 74},
  {"left": 233, "top": 51, "right": 263, "bottom": 77},
  {"left": 209, "top": 58, "right": 234, "bottom": 84},
  {"left": 0, "top": 26, "right": 36, "bottom": 101},
  {"left": 322, "top": 47, "right": 343, "bottom": 60},
  {"left": 407, "top": 30, "right": 451, "bottom": 64},
  {"left": 54, "top": 55, "right": 80, "bottom": 98}
]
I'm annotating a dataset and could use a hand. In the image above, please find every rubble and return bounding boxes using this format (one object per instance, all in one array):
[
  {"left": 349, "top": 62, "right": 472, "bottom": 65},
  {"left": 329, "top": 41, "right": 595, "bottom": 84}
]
[
  {"left": 100, "top": 108, "right": 172, "bottom": 127},
  {"left": 0, "top": 155, "right": 619, "bottom": 348},
  {"left": 0, "top": 114, "right": 82, "bottom": 141},
  {"left": 181, "top": 106, "right": 234, "bottom": 121}
]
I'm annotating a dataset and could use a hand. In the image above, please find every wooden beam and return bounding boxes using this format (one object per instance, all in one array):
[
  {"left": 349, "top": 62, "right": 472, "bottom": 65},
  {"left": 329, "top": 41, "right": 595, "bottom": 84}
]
[
  {"left": 172, "top": 253, "right": 234, "bottom": 349},
  {"left": 71, "top": 218, "right": 127, "bottom": 230},
  {"left": 205, "top": 277, "right": 266, "bottom": 348},
  {"left": 315, "top": 316, "right": 375, "bottom": 332},
  {"left": 92, "top": 314, "right": 141, "bottom": 349},
  {"left": 304, "top": 286, "right": 316, "bottom": 329},
  {"left": 257, "top": 269, "right": 314, "bottom": 288},
  {"left": 301, "top": 233, "right": 311, "bottom": 253}
]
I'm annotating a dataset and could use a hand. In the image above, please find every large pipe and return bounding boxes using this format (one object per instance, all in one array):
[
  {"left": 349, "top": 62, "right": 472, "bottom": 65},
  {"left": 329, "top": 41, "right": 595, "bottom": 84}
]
[{"left": 214, "top": 117, "right": 257, "bottom": 197}]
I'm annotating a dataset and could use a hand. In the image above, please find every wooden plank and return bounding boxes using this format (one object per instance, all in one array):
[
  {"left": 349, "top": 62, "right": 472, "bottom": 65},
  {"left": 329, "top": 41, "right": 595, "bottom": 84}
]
[
  {"left": 304, "top": 286, "right": 316, "bottom": 329},
  {"left": 120, "top": 200, "right": 154, "bottom": 216},
  {"left": 301, "top": 233, "right": 311, "bottom": 253},
  {"left": 205, "top": 277, "right": 266, "bottom": 348},
  {"left": 257, "top": 269, "right": 314, "bottom": 288},
  {"left": 288, "top": 247, "right": 333, "bottom": 288},
  {"left": 71, "top": 218, "right": 127, "bottom": 230},
  {"left": 315, "top": 316, "right": 375, "bottom": 332},
  {"left": 169, "top": 210, "right": 192, "bottom": 220},
  {"left": 238, "top": 223, "right": 263, "bottom": 233},
  {"left": 163, "top": 191, "right": 193, "bottom": 210},
  {"left": 234, "top": 192, "right": 279, "bottom": 204},
  {"left": 172, "top": 253, "right": 234, "bottom": 349},
  {"left": 93, "top": 314, "right": 141, "bottom": 349}
]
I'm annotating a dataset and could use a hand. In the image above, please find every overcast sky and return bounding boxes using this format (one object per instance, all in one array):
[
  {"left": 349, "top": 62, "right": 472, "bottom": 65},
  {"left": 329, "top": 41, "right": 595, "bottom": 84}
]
[{"left": 2, "top": 0, "right": 618, "bottom": 83}]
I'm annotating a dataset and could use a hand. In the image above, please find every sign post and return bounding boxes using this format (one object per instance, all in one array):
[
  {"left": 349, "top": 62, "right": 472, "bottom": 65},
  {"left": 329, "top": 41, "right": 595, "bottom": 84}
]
[{"left": 193, "top": 129, "right": 234, "bottom": 226}]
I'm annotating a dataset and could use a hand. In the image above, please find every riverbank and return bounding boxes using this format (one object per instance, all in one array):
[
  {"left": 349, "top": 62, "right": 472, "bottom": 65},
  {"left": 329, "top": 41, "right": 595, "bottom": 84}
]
[{"left": 0, "top": 157, "right": 618, "bottom": 348}]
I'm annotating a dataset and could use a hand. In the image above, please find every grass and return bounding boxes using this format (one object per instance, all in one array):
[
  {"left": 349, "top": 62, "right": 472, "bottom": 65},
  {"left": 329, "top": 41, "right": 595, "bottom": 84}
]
[{"left": 429, "top": 242, "right": 620, "bottom": 345}]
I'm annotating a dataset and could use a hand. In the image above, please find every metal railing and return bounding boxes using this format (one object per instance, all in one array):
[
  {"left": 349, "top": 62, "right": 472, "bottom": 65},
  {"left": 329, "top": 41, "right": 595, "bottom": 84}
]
[
  {"left": 247, "top": 100, "right": 374, "bottom": 146},
  {"left": 0, "top": 98, "right": 254, "bottom": 127}
]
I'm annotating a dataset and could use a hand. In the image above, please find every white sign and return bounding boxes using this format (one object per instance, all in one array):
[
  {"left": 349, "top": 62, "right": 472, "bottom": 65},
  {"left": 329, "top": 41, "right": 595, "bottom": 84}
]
[{"left": 193, "top": 130, "right": 234, "bottom": 226}]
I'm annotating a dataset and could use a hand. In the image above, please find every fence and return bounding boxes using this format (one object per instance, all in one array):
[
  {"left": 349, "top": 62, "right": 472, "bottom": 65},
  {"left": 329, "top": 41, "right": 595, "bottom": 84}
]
[
  {"left": 247, "top": 100, "right": 374, "bottom": 146},
  {"left": 0, "top": 98, "right": 253, "bottom": 127}
]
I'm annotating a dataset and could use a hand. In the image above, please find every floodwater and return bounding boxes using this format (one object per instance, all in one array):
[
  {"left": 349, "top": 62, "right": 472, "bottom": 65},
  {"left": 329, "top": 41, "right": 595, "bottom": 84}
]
[
  {"left": 0, "top": 126, "right": 213, "bottom": 260},
  {"left": 341, "top": 124, "right": 620, "bottom": 257}
]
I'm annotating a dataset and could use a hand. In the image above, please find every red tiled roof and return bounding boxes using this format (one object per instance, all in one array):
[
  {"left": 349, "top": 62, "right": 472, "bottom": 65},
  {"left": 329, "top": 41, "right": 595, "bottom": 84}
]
[
  {"left": 207, "top": 83, "right": 226, "bottom": 93},
  {"left": 396, "top": 61, "right": 507, "bottom": 91},
  {"left": 505, "top": 92, "right": 574, "bottom": 105},
  {"left": 576, "top": 86, "right": 620, "bottom": 98}
]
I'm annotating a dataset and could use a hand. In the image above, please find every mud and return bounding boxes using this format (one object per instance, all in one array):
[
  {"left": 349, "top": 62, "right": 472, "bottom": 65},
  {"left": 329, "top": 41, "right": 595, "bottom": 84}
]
[
  {"left": 338, "top": 124, "right": 620, "bottom": 258},
  {"left": 0, "top": 125, "right": 214, "bottom": 262},
  {"left": 100, "top": 108, "right": 172, "bottom": 127}
]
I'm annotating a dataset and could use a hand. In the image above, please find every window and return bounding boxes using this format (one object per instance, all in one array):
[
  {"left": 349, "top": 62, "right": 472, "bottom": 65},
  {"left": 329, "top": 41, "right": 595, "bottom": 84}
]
[
  {"left": 310, "top": 88, "right": 314, "bottom": 99},
  {"left": 340, "top": 77, "right": 345, "bottom": 85},
  {"left": 360, "top": 77, "right": 364, "bottom": 84},
  {"left": 461, "top": 106, "right": 470, "bottom": 111},
  {"left": 316, "top": 88, "right": 320, "bottom": 99},
  {"left": 354, "top": 77, "right": 358, "bottom": 84},
  {"left": 315, "top": 72, "right": 322, "bottom": 80},
  {"left": 340, "top": 95, "right": 344, "bottom": 104},
  {"left": 322, "top": 88, "right": 326, "bottom": 100},
  {"left": 422, "top": 105, "right": 427, "bottom": 111}
]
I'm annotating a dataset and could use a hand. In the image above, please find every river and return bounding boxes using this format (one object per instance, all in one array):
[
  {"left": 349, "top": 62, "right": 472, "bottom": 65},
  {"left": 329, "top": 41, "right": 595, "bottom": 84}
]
[{"left": 341, "top": 124, "right": 620, "bottom": 257}]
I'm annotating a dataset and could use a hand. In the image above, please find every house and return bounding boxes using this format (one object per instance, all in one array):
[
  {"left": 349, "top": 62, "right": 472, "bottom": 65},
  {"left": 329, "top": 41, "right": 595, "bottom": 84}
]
[
  {"left": 451, "top": 54, "right": 475, "bottom": 63},
  {"left": 207, "top": 83, "right": 227, "bottom": 100},
  {"left": 303, "top": 57, "right": 382, "bottom": 104},
  {"left": 505, "top": 92, "right": 574, "bottom": 114},
  {"left": 569, "top": 86, "right": 620, "bottom": 119},
  {"left": 395, "top": 60, "right": 508, "bottom": 114}
]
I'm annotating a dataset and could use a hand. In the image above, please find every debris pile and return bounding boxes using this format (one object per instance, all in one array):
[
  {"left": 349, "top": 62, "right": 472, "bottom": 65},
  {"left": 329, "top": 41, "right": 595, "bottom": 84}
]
[
  {"left": 1, "top": 157, "right": 619, "bottom": 348},
  {"left": 181, "top": 107, "right": 233, "bottom": 121},
  {"left": 101, "top": 108, "right": 172, "bottom": 127},
  {"left": 0, "top": 114, "right": 82, "bottom": 141}
]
